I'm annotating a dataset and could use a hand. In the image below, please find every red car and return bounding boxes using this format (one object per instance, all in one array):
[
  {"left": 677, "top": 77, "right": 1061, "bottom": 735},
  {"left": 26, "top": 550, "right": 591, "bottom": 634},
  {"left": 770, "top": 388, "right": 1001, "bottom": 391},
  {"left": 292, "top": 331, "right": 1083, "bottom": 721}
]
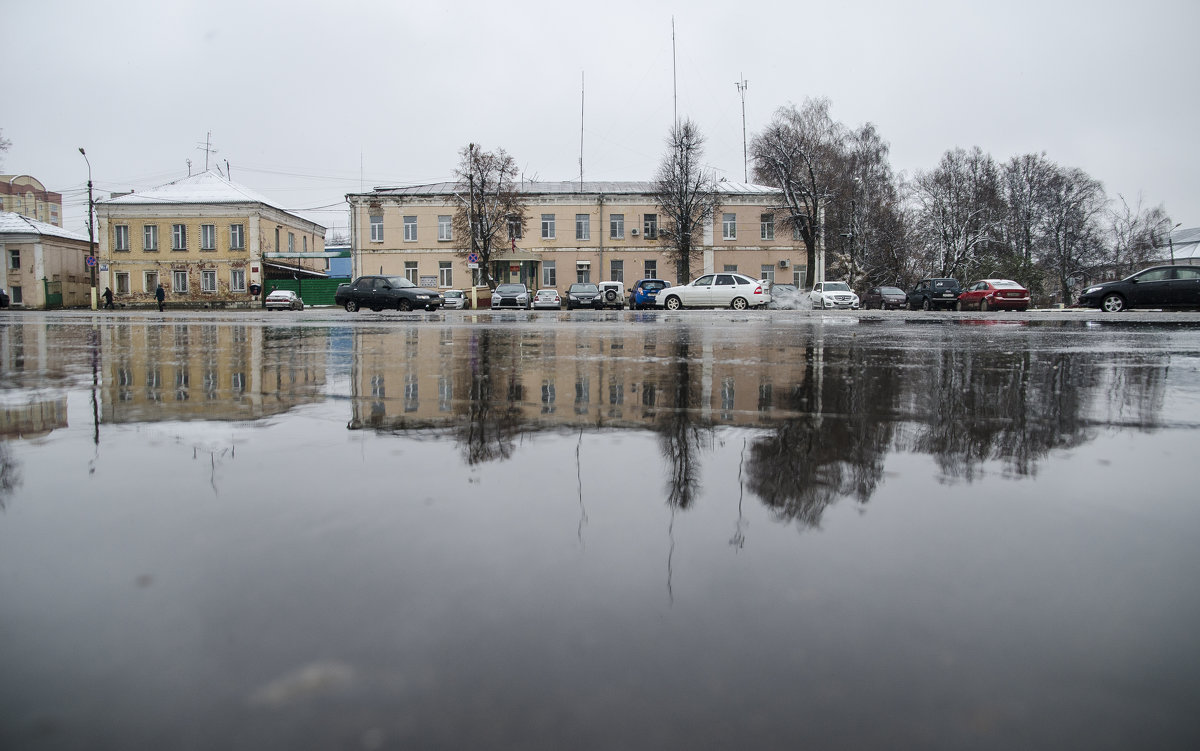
[{"left": 956, "top": 279, "right": 1030, "bottom": 311}]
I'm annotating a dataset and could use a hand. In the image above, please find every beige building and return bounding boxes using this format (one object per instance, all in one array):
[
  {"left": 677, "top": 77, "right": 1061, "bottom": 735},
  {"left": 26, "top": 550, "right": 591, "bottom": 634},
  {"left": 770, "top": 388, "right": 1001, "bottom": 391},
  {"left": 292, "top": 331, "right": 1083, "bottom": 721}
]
[
  {"left": 346, "top": 181, "right": 806, "bottom": 295},
  {"left": 96, "top": 171, "right": 326, "bottom": 306},
  {"left": 0, "top": 175, "right": 63, "bottom": 227},
  {"left": 1, "top": 211, "right": 91, "bottom": 308}
]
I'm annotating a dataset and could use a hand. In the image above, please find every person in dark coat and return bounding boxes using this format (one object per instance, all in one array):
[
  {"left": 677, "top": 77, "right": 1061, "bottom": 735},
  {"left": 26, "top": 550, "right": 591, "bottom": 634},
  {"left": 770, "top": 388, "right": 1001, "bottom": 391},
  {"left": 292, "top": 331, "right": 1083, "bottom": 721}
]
[
  {"left": 102, "top": 286, "right": 114, "bottom": 310},
  {"left": 155, "top": 283, "right": 166, "bottom": 312}
]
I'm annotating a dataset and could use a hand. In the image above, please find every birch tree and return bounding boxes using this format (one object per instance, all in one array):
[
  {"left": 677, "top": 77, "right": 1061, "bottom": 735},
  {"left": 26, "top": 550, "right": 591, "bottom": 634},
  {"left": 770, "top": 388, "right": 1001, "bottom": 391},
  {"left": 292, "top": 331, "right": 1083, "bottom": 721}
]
[
  {"left": 451, "top": 143, "right": 528, "bottom": 290},
  {"left": 1039, "top": 167, "right": 1107, "bottom": 304},
  {"left": 910, "top": 147, "right": 1004, "bottom": 278},
  {"left": 651, "top": 119, "right": 721, "bottom": 282}
]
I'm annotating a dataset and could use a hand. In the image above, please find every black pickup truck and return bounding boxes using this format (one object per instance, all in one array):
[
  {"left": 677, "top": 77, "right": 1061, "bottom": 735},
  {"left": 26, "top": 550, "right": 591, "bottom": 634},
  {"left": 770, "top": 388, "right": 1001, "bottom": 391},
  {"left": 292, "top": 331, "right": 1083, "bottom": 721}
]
[{"left": 335, "top": 275, "right": 442, "bottom": 312}]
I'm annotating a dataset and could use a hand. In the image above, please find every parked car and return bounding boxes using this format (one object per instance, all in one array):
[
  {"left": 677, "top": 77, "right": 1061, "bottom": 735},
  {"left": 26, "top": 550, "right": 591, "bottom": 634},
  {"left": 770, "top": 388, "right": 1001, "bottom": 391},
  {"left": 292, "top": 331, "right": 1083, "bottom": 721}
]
[
  {"left": 810, "top": 281, "right": 860, "bottom": 310},
  {"left": 629, "top": 278, "right": 670, "bottom": 309},
  {"left": 597, "top": 281, "right": 626, "bottom": 309},
  {"left": 862, "top": 286, "right": 907, "bottom": 310},
  {"left": 0, "top": 288, "right": 8, "bottom": 308},
  {"left": 335, "top": 275, "right": 443, "bottom": 312},
  {"left": 533, "top": 289, "right": 562, "bottom": 310},
  {"left": 956, "top": 279, "right": 1031, "bottom": 311},
  {"left": 767, "top": 283, "right": 801, "bottom": 310},
  {"left": 491, "top": 283, "right": 531, "bottom": 309},
  {"left": 442, "top": 289, "right": 468, "bottom": 310},
  {"left": 907, "top": 278, "right": 962, "bottom": 310},
  {"left": 565, "top": 282, "right": 603, "bottom": 310},
  {"left": 1076, "top": 265, "right": 1200, "bottom": 312},
  {"left": 264, "top": 289, "right": 305, "bottom": 311},
  {"left": 659, "top": 273, "right": 769, "bottom": 310}
]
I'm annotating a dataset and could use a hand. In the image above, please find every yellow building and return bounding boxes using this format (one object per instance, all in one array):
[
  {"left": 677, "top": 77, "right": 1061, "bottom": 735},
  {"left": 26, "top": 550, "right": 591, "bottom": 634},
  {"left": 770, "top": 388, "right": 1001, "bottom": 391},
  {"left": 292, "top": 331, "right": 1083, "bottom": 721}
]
[
  {"left": 0, "top": 175, "right": 63, "bottom": 227},
  {"left": 96, "top": 171, "right": 326, "bottom": 307},
  {"left": 1, "top": 211, "right": 91, "bottom": 308},
  {"left": 346, "top": 181, "right": 805, "bottom": 295}
]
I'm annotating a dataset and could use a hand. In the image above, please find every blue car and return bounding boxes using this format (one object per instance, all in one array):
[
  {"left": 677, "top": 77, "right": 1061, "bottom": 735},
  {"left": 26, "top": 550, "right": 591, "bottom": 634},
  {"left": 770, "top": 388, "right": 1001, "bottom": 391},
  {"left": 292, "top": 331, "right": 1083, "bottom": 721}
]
[{"left": 629, "top": 278, "right": 671, "bottom": 310}]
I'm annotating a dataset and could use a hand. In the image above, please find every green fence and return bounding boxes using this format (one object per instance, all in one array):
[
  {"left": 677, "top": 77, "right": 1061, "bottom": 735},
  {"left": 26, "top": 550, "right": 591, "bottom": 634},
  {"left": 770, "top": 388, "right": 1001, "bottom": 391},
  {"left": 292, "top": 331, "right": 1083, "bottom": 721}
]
[{"left": 265, "top": 278, "right": 347, "bottom": 307}]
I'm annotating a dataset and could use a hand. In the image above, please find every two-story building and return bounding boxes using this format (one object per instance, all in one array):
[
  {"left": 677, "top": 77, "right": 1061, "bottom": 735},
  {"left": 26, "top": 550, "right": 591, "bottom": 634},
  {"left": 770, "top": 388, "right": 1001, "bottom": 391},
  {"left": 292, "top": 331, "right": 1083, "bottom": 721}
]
[
  {"left": 1, "top": 211, "right": 91, "bottom": 308},
  {"left": 345, "top": 181, "right": 805, "bottom": 295},
  {"left": 96, "top": 171, "right": 326, "bottom": 306}
]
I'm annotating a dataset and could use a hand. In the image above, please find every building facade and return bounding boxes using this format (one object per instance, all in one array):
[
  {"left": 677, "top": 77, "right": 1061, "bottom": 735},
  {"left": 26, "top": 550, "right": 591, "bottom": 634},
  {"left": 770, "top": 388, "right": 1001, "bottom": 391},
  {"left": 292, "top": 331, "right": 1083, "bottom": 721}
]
[
  {"left": 1, "top": 211, "right": 91, "bottom": 308},
  {"left": 346, "top": 181, "right": 806, "bottom": 294},
  {"left": 96, "top": 171, "right": 326, "bottom": 306},
  {"left": 0, "top": 175, "right": 63, "bottom": 227}
]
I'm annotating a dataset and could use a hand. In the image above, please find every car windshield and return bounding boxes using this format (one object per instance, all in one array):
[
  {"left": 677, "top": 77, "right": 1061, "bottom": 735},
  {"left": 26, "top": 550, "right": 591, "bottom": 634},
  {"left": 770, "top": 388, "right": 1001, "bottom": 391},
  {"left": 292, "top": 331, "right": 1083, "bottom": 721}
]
[
  {"left": 880, "top": 287, "right": 904, "bottom": 295},
  {"left": 570, "top": 284, "right": 598, "bottom": 293},
  {"left": 384, "top": 276, "right": 415, "bottom": 288},
  {"left": 823, "top": 282, "right": 851, "bottom": 292},
  {"left": 444, "top": 291, "right": 463, "bottom": 298},
  {"left": 496, "top": 284, "right": 525, "bottom": 294}
]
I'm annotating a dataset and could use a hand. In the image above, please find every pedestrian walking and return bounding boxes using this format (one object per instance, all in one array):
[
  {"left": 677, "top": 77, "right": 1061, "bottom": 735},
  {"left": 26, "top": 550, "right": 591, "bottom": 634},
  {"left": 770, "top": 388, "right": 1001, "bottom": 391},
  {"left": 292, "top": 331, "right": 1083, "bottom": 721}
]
[
  {"left": 155, "top": 283, "right": 166, "bottom": 312},
  {"left": 102, "top": 286, "right": 114, "bottom": 310}
]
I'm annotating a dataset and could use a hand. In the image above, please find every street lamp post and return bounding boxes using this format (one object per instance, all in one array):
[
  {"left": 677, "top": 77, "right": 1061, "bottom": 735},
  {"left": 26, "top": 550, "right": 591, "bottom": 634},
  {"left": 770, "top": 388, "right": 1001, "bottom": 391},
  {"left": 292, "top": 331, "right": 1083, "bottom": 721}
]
[
  {"left": 1168, "top": 221, "right": 1182, "bottom": 265},
  {"left": 79, "top": 148, "right": 96, "bottom": 309}
]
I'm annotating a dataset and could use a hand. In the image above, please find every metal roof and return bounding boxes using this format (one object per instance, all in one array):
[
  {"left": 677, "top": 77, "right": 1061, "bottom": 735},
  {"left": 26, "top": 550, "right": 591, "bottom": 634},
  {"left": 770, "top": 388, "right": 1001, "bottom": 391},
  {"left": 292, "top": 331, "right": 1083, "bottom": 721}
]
[{"left": 351, "top": 180, "right": 781, "bottom": 198}]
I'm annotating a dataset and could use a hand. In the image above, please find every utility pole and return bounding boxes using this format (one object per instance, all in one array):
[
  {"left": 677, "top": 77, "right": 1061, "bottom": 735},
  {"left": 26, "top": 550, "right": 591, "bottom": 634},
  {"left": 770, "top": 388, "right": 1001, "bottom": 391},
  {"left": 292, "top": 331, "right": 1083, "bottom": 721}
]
[
  {"left": 736, "top": 75, "right": 748, "bottom": 182},
  {"left": 79, "top": 148, "right": 96, "bottom": 309},
  {"left": 1168, "top": 221, "right": 1182, "bottom": 265}
]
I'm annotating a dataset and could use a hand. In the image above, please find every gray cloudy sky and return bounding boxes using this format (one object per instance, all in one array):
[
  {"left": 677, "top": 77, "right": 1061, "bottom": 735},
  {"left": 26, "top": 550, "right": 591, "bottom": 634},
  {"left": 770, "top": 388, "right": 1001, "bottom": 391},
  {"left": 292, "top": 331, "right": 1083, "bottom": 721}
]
[{"left": 5, "top": 0, "right": 1196, "bottom": 237}]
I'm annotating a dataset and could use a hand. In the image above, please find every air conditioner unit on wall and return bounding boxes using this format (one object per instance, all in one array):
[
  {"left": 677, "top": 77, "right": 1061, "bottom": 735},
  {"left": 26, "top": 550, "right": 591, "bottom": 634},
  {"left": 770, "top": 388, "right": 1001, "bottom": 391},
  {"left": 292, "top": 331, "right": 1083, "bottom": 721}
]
[
  {"left": 779, "top": 259, "right": 790, "bottom": 268},
  {"left": 631, "top": 228, "right": 639, "bottom": 235}
]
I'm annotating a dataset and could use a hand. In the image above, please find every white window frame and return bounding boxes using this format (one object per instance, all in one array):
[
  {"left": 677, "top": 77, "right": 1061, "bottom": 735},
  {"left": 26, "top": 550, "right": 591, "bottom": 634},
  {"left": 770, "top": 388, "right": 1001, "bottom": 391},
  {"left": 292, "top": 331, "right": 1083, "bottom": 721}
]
[
  {"left": 575, "top": 214, "right": 590, "bottom": 240},
  {"left": 144, "top": 271, "right": 158, "bottom": 292},
  {"left": 403, "top": 216, "right": 417, "bottom": 242},
  {"left": 230, "top": 223, "right": 244, "bottom": 250},
  {"left": 438, "top": 215, "right": 452, "bottom": 241},
  {"left": 405, "top": 261, "right": 418, "bottom": 284},
  {"left": 760, "top": 265, "right": 775, "bottom": 284},
  {"left": 722, "top": 213, "right": 737, "bottom": 240},
  {"left": 143, "top": 225, "right": 158, "bottom": 251},
  {"left": 115, "top": 271, "right": 130, "bottom": 295},
  {"left": 760, "top": 213, "right": 775, "bottom": 240},
  {"left": 171, "top": 224, "right": 187, "bottom": 250},
  {"left": 114, "top": 225, "right": 130, "bottom": 251},
  {"left": 439, "top": 261, "right": 453, "bottom": 288},
  {"left": 370, "top": 214, "right": 384, "bottom": 243},
  {"left": 288, "top": 232, "right": 295, "bottom": 253},
  {"left": 201, "top": 269, "right": 217, "bottom": 293},
  {"left": 643, "top": 214, "right": 657, "bottom": 240},
  {"left": 610, "top": 214, "right": 624, "bottom": 239},
  {"left": 542, "top": 261, "right": 556, "bottom": 288},
  {"left": 200, "top": 224, "right": 216, "bottom": 251},
  {"left": 172, "top": 269, "right": 188, "bottom": 292},
  {"left": 507, "top": 217, "right": 523, "bottom": 240},
  {"left": 541, "top": 213, "right": 555, "bottom": 239},
  {"left": 230, "top": 268, "right": 246, "bottom": 292},
  {"left": 644, "top": 260, "right": 657, "bottom": 279},
  {"left": 8, "top": 249, "right": 20, "bottom": 269},
  {"left": 610, "top": 259, "right": 623, "bottom": 283}
]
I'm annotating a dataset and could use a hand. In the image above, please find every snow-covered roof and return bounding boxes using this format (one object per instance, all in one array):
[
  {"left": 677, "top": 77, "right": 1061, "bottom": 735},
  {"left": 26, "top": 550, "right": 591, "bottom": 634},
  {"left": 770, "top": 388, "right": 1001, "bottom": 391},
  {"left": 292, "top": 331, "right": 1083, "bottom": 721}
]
[
  {"left": 99, "top": 171, "right": 281, "bottom": 209},
  {"left": 0, "top": 211, "right": 88, "bottom": 242},
  {"left": 355, "top": 180, "right": 781, "bottom": 198},
  {"left": 1152, "top": 226, "right": 1200, "bottom": 261}
]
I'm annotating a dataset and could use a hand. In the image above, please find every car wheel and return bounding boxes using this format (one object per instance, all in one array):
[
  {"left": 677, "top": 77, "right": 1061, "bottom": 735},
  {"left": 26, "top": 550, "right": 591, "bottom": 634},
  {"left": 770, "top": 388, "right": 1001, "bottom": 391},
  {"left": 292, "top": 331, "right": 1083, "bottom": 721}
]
[
  {"left": 398, "top": 299, "right": 412, "bottom": 312},
  {"left": 345, "top": 300, "right": 358, "bottom": 312},
  {"left": 1101, "top": 293, "right": 1126, "bottom": 313},
  {"left": 922, "top": 298, "right": 931, "bottom": 311},
  {"left": 980, "top": 298, "right": 989, "bottom": 312},
  {"left": 664, "top": 295, "right": 682, "bottom": 310},
  {"left": 730, "top": 297, "right": 748, "bottom": 310}
]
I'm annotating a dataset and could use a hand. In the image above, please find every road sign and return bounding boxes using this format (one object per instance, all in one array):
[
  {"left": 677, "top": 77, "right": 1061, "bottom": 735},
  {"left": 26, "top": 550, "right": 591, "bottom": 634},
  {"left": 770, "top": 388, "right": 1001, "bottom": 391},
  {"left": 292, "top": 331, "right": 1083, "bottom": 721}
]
[
  {"left": 85, "top": 256, "right": 97, "bottom": 267},
  {"left": 467, "top": 253, "right": 479, "bottom": 264}
]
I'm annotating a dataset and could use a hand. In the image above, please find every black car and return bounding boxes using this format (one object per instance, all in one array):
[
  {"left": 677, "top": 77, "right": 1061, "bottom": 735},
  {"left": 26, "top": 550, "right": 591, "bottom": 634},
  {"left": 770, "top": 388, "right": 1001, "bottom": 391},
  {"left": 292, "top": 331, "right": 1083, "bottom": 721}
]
[
  {"left": 335, "top": 275, "right": 442, "bottom": 312},
  {"left": 565, "top": 283, "right": 602, "bottom": 310},
  {"left": 863, "top": 286, "right": 907, "bottom": 310},
  {"left": 0, "top": 288, "right": 8, "bottom": 308},
  {"left": 491, "top": 283, "right": 531, "bottom": 309},
  {"left": 907, "top": 278, "right": 962, "bottom": 310},
  {"left": 1077, "top": 265, "right": 1200, "bottom": 312}
]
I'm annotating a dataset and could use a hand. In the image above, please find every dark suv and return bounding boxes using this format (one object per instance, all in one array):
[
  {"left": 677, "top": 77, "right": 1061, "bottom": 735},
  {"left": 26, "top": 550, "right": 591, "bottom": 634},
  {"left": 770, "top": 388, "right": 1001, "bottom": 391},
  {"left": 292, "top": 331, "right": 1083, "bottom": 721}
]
[{"left": 907, "top": 278, "right": 962, "bottom": 310}]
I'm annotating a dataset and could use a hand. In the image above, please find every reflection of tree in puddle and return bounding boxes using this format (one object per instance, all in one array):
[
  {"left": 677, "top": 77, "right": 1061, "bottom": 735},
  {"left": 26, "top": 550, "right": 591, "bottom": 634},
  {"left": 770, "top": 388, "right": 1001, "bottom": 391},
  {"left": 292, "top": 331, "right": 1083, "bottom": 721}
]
[
  {"left": 0, "top": 442, "right": 21, "bottom": 510},
  {"left": 458, "top": 329, "right": 525, "bottom": 465},
  {"left": 655, "top": 330, "right": 714, "bottom": 511}
]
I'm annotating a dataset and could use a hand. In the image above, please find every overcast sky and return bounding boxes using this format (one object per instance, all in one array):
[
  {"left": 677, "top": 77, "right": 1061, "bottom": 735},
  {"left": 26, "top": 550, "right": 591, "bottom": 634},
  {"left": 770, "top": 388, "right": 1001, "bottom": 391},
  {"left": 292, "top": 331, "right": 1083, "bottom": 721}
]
[{"left": 4, "top": 0, "right": 1196, "bottom": 238}]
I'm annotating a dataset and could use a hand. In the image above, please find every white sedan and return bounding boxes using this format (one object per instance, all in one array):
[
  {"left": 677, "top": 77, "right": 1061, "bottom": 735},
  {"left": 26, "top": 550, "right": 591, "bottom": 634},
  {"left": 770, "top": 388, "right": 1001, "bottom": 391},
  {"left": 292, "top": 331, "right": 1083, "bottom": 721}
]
[
  {"left": 659, "top": 273, "right": 769, "bottom": 310},
  {"left": 264, "top": 289, "right": 305, "bottom": 310}
]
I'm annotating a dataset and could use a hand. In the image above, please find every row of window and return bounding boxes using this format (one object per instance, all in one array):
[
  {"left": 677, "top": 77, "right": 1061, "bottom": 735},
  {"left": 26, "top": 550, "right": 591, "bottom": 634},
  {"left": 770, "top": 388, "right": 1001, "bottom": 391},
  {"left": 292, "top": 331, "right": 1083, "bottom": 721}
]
[
  {"left": 113, "top": 223, "right": 246, "bottom": 252},
  {"left": 368, "top": 212, "right": 785, "bottom": 244},
  {"left": 110, "top": 268, "right": 247, "bottom": 295}
]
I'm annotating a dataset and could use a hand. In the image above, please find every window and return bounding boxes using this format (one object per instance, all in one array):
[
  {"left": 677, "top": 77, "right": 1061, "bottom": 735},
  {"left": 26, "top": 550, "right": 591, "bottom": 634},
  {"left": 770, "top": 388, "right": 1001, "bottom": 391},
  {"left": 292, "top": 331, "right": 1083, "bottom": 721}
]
[
  {"left": 9, "top": 286, "right": 21, "bottom": 304},
  {"left": 507, "top": 217, "right": 523, "bottom": 240},
  {"left": 7, "top": 249, "right": 18, "bottom": 269},
  {"left": 438, "top": 215, "right": 452, "bottom": 241},
  {"left": 761, "top": 264, "right": 775, "bottom": 284},
  {"left": 576, "top": 262, "right": 590, "bottom": 283},
  {"left": 230, "top": 268, "right": 246, "bottom": 292},
  {"left": 201, "top": 224, "right": 216, "bottom": 251},
  {"left": 722, "top": 213, "right": 737, "bottom": 240},
  {"left": 287, "top": 232, "right": 295, "bottom": 253},
  {"left": 760, "top": 213, "right": 775, "bottom": 240},
  {"left": 303, "top": 236, "right": 307, "bottom": 253},
  {"left": 172, "top": 224, "right": 187, "bottom": 250},
  {"left": 542, "top": 261, "right": 556, "bottom": 288},
  {"left": 610, "top": 260, "right": 623, "bottom": 283},
  {"left": 541, "top": 213, "right": 556, "bottom": 239},
  {"left": 439, "top": 261, "right": 453, "bottom": 288},
  {"left": 370, "top": 215, "right": 383, "bottom": 242},
  {"left": 172, "top": 269, "right": 188, "bottom": 292},
  {"left": 404, "top": 216, "right": 417, "bottom": 241},
  {"left": 201, "top": 269, "right": 217, "bottom": 292},
  {"left": 144, "top": 271, "right": 158, "bottom": 293},
  {"left": 644, "top": 260, "right": 657, "bottom": 279},
  {"left": 405, "top": 261, "right": 418, "bottom": 284},
  {"left": 576, "top": 214, "right": 590, "bottom": 240},
  {"left": 144, "top": 225, "right": 159, "bottom": 251},
  {"left": 115, "top": 272, "right": 130, "bottom": 295},
  {"left": 114, "top": 225, "right": 130, "bottom": 251},
  {"left": 610, "top": 213, "right": 624, "bottom": 239},
  {"left": 230, "top": 224, "right": 244, "bottom": 250},
  {"left": 643, "top": 214, "right": 658, "bottom": 239}
]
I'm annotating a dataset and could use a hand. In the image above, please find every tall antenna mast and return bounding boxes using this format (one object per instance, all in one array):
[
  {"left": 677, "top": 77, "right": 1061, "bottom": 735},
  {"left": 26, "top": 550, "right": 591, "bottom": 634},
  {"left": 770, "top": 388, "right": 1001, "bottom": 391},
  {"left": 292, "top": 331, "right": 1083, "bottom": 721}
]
[
  {"left": 579, "top": 71, "right": 585, "bottom": 190},
  {"left": 736, "top": 74, "right": 749, "bottom": 182},
  {"left": 671, "top": 18, "right": 678, "bottom": 125},
  {"left": 196, "top": 131, "right": 218, "bottom": 172}
]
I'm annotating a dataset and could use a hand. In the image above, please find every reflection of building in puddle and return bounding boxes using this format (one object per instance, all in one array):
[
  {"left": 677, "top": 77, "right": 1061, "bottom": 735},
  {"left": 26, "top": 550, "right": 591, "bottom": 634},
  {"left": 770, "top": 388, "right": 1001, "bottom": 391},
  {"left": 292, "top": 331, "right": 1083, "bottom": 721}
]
[
  {"left": 0, "top": 322, "right": 80, "bottom": 388},
  {"left": 100, "top": 323, "right": 327, "bottom": 423},
  {"left": 0, "top": 396, "right": 68, "bottom": 439},
  {"left": 347, "top": 325, "right": 809, "bottom": 432}
]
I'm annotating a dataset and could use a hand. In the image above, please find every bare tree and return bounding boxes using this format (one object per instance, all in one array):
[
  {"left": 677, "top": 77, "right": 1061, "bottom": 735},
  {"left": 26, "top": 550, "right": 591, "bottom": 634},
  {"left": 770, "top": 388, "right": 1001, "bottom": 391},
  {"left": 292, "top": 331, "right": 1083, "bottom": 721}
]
[
  {"left": 1038, "top": 167, "right": 1107, "bottom": 304},
  {"left": 651, "top": 119, "right": 721, "bottom": 282},
  {"left": 909, "top": 146, "right": 1004, "bottom": 278},
  {"left": 1109, "top": 194, "right": 1170, "bottom": 276},
  {"left": 750, "top": 99, "right": 847, "bottom": 288},
  {"left": 0, "top": 128, "right": 10, "bottom": 170},
  {"left": 451, "top": 143, "right": 528, "bottom": 290}
]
